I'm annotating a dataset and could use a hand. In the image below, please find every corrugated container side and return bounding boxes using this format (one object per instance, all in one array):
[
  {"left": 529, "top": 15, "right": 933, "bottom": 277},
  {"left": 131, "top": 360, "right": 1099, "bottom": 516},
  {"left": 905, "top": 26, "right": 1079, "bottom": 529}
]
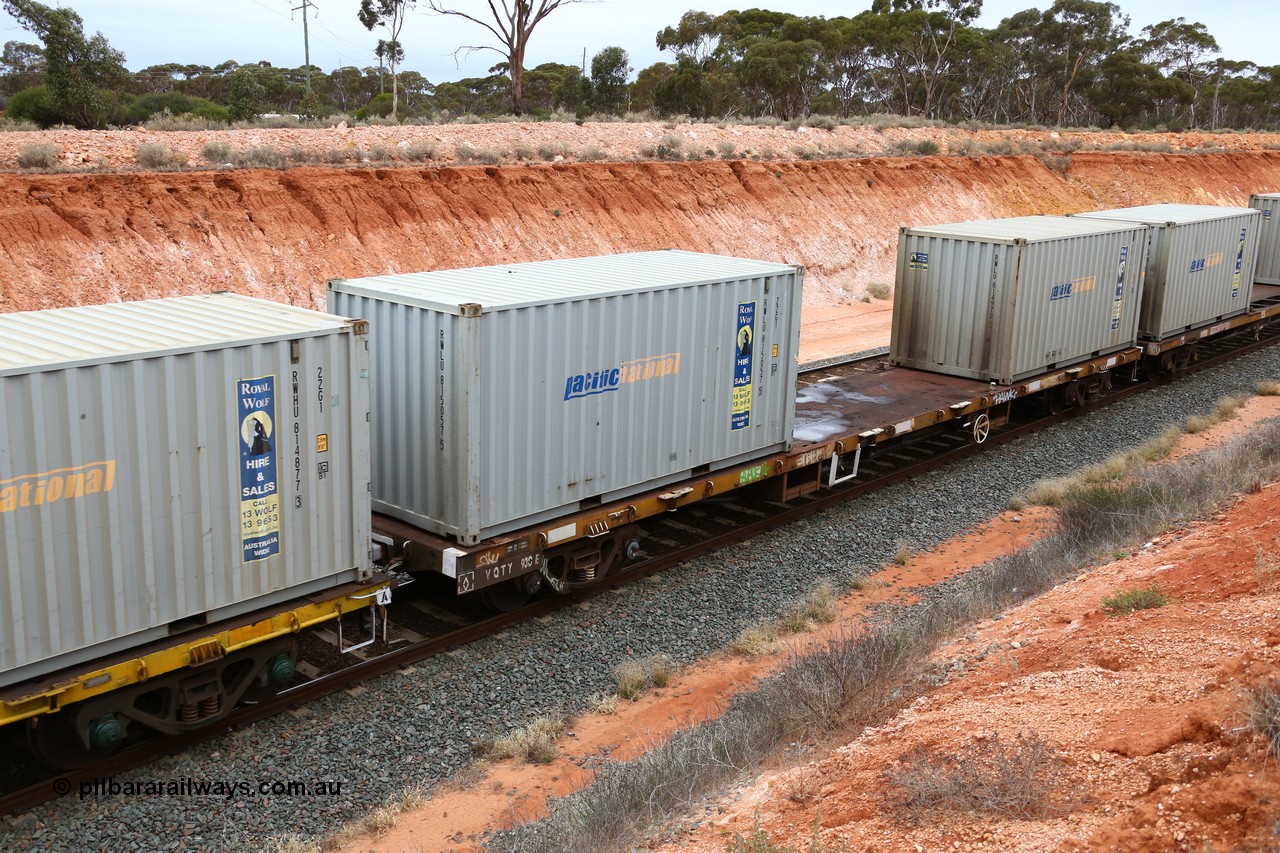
[
  {"left": 1250, "top": 193, "right": 1280, "bottom": 285},
  {"left": 1073, "top": 205, "right": 1260, "bottom": 338},
  {"left": 891, "top": 222, "right": 1146, "bottom": 384},
  {"left": 331, "top": 252, "right": 802, "bottom": 544},
  {"left": 1, "top": 295, "right": 371, "bottom": 687}
]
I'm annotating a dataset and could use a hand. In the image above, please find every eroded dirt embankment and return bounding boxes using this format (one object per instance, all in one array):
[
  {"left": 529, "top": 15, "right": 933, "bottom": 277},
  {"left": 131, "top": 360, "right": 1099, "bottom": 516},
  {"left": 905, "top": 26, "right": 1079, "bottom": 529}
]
[{"left": 3, "top": 152, "right": 1280, "bottom": 313}]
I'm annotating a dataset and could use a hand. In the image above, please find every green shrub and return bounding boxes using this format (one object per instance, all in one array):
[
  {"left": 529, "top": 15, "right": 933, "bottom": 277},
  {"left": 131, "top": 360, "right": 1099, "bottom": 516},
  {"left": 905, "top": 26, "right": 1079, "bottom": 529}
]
[
  {"left": 915, "top": 139, "right": 940, "bottom": 156},
  {"left": 125, "top": 92, "right": 227, "bottom": 126},
  {"left": 6, "top": 85, "right": 58, "bottom": 127},
  {"left": 1101, "top": 583, "right": 1169, "bottom": 615},
  {"left": 355, "top": 92, "right": 394, "bottom": 121}
]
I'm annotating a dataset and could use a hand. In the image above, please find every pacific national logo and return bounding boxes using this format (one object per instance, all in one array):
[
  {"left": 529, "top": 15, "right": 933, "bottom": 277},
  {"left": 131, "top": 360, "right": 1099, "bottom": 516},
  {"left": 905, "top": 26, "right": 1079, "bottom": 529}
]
[
  {"left": 0, "top": 460, "right": 116, "bottom": 513},
  {"left": 563, "top": 352, "right": 681, "bottom": 401}
]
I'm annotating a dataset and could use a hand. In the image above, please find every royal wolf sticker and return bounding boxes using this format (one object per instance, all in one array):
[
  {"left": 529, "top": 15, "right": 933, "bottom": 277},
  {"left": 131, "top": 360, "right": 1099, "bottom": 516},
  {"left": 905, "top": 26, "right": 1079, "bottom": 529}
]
[
  {"left": 1232, "top": 227, "right": 1246, "bottom": 299},
  {"left": 731, "top": 302, "right": 756, "bottom": 431},
  {"left": 239, "top": 375, "right": 280, "bottom": 563},
  {"left": 1111, "top": 246, "right": 1128, "bottom": 331}
]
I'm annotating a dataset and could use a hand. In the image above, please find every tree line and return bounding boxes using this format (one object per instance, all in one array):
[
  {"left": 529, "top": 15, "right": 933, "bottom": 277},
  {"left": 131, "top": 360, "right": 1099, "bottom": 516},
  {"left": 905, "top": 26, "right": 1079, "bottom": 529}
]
[{"left": 2, "top": 0, "right": 1279, "bottom": 131}]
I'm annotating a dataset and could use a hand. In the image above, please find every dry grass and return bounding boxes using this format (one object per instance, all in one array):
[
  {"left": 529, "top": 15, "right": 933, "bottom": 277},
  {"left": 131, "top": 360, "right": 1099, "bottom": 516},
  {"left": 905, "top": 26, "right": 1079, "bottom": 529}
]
[
  {"left": 233, "top": 146, "right": 288, "bottom": 169},
  {"left": 134, "top": 143, "right": 188, "bottom": 168},
  {"left": 1022, "top": 425, "right": 1181, "bottom": 507},
  {"left": 893, "top": 539, "right": 913, "bottom": 566},
  {"left": 402, "top": 140, "right": 439, "bottom": 162},
  {"left": 17, "top": 142, "right": 62, "bottom": 169},
  {"left": 1185, "top": 393, "right": 1246, "bottom": 434},
  {"left": 316, "top": 781, "right": 431, "bottom": 848},
  {"left": 587, "top": 691, "right": 620, "bottom": 715},
  {"left": 1243, "top": 679, "right": 1280, "bottom": 756},
  {"left": 1256, "top": 381, "right": 1280, "bottom": 397},
  {"left": 733, "top": 621, "right": 781, "bottom": 657},
  {"left": 614, "top": 654, "right": 676, "bottom": 700},
  {"left": 865, "top": 281, "right": 893, "bottom": 301},
  {"left": 536, "top": 142, "right": 572, "bottom": 161},
  {"left": 478, "top": 714, "right": 568, "bottom": 764},
  {"left": 200, "top": 141, "right": 232, "bottom": 164},
  {"left": 883, "top": 731, "right": 1075, "bottom": 821},
  {"left": 736, "top": 580, "right": 840, "bottom": 653},
  {"left": 1255, "top": 548, "right": 1279, "bottom": 592}
]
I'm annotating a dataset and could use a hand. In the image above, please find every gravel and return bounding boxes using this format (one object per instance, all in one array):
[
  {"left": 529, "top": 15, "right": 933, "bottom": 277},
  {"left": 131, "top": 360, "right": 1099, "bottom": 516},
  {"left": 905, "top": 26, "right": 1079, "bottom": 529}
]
[{"left": 5, "top": 346, "right": 1280, "bottom": 851}]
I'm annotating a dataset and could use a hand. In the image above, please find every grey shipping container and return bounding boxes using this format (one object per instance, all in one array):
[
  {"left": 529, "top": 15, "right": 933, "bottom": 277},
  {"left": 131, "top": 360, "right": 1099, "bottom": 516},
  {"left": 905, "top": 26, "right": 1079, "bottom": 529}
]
[
  {"left": 1249, "top": 193, "right": 1280, "bottom": 285},
  {"left": 329, "top": 250, "right": 803, "bottom": 545},
  {"left": 1072, "top": 203, "right": 1260, "bottom": 338},
  {"left": 890, "top": 216, "right": 1148, "bottom": 385},
  {"left": 0, "top": 293, "right": 371, "bottom": 688}
]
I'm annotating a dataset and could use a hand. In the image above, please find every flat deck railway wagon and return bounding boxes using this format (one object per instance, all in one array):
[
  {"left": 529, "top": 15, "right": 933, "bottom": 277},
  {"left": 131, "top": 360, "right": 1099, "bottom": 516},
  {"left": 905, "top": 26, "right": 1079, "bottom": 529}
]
[
  {"left": 331, "top": 250, "right": 804, "bottom": 609},
  {"left": 0, "top": 294, "right": 390, "bottom": 767}
]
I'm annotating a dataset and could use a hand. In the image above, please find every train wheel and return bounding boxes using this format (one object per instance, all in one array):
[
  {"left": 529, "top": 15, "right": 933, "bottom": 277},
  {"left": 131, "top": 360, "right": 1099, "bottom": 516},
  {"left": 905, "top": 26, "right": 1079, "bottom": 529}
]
[
  {"left": 27, "top": 707, "right": 126, "bottom": 769},
  {"left": 478, "top": 573, "right": 540, "bottom": 611},
  {"left": 1046, "top": 386, "right": 1068, "bottom": 414}
]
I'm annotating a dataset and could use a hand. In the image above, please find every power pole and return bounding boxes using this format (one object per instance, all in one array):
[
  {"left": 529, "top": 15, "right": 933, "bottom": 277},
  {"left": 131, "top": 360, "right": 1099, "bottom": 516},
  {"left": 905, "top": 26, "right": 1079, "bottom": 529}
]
[{"left": 292, "top": 0, "right": 316, "bottom": 91}]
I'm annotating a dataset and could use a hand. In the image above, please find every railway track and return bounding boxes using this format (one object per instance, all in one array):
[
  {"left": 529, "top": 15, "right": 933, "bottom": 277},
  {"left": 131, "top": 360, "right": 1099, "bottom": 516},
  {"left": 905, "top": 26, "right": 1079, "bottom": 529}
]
[{"left": 5, "top": 321, "right": 1279, "bottom": 818}]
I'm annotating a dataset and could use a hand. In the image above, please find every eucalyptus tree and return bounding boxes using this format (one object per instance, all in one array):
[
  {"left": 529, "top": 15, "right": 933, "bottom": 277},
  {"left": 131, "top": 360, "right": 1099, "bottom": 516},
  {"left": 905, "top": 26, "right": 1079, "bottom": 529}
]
[
  {"left": 425, "top": 0, "right": 592, "bottom": 115},
  {"left": 1139, "top": 18, "right": 1219, "bottom": 127},
  {"left": 1035, "top": 0, "right": 1129, "bottom": 126},
  {"left": 1, "top": 0, "right": 127, "bottom": 127},
  {"left": 358, "top": 0, "right": 414, "bottom": 117},
  {"left": 860, "top": 0, "right": 982, "bottom": 119}
]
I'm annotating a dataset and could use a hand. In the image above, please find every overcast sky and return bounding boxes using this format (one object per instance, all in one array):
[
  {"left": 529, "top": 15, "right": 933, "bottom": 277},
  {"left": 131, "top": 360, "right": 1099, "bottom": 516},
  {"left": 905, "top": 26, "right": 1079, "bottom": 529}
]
[{"left": 0, "top": 1, "right": 1275, "bottom": 82}]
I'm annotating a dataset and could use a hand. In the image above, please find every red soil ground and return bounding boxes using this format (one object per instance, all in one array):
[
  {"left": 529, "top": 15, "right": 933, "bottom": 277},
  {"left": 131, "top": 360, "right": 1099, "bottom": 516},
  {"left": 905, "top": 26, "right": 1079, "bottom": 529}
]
[{"left": 338, "top": 397, "right": 1280, "bottom": 853}]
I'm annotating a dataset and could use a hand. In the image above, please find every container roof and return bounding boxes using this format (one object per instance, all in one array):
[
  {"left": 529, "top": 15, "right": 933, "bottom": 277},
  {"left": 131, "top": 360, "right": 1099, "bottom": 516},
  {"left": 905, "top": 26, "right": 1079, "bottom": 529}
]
[
  {"left": 1252, "top": 193, "right": 1280, "bottom": 200},
  {"left": 903, "top": 215, "right": 1145, "bottom": 244},
  {"left": 0, "top": 292, "right": 355, "bottom": 375},
  {"left": 1073, "top": 203, "right": 1256, "bottom": 225},
  {"left": 327, "top": 250, "right": 802, "bottom": 314}
]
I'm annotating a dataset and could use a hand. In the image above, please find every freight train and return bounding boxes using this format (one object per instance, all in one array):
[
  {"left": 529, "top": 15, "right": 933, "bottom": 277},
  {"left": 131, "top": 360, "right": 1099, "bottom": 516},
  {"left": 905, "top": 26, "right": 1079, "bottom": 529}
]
[{"left": 3, "top": 195, "right": 1278, "bottom": 768}]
